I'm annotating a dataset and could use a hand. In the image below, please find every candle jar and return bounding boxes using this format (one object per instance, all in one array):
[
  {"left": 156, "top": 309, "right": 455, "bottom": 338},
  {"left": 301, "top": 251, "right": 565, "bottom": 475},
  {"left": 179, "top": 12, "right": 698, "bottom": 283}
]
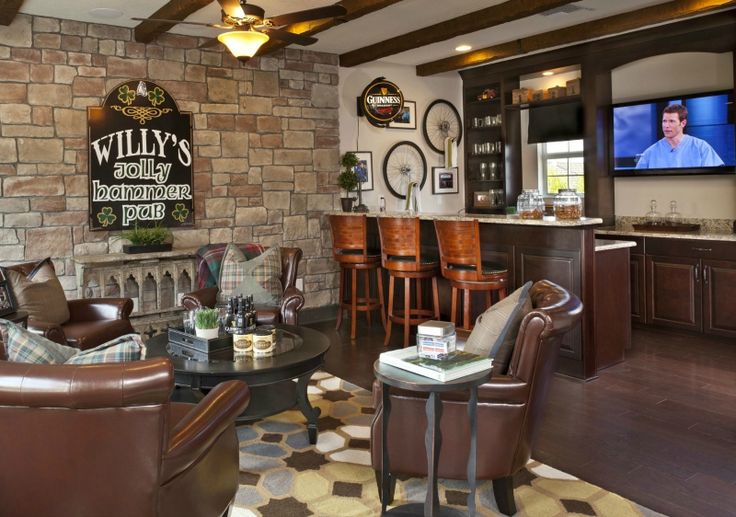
[
  {"left": 553, "top": 189, "right": 583, "bottom": 220},
  {"left": 516, "top": 189, "right": 544, "bottom": 219}
]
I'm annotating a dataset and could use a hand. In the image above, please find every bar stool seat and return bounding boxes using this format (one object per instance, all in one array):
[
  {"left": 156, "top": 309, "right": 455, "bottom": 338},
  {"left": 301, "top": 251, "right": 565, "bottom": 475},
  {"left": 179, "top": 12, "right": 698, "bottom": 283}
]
[
  {"left": 378, "top": 216, "right": 440, "bottom": 347},
  {"left": 434, "top": 219, "right": 509, "bottom": 330},
  {"left": 329, "top": 214, "right": 386, "bottom": 340}
]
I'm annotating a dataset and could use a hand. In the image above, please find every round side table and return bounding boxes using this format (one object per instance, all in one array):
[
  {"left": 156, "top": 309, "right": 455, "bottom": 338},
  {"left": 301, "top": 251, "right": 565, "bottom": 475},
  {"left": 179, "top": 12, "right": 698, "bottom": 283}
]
[{"left": 374, "top": 360, "right": 491, "bottom": 516}]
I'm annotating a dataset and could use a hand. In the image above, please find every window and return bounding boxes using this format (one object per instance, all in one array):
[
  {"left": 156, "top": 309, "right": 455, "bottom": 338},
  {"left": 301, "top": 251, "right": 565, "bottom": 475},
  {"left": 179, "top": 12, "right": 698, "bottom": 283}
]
[{"left": 539, "top": 140, "right": 584, "bottom": 195}]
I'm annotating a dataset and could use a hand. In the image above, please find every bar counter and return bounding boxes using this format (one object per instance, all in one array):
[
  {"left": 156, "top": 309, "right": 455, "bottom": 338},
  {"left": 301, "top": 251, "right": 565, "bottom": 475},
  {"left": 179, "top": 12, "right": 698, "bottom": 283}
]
[{"left": 330, "top": 210, "right": 607, "bottom": 380}]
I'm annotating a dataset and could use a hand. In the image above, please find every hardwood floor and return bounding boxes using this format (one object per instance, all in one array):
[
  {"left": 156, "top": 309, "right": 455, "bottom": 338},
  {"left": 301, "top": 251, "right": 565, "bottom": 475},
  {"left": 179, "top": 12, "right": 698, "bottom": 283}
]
[{"left": 308, "top": 318, "right": 736, "bottom": 517}]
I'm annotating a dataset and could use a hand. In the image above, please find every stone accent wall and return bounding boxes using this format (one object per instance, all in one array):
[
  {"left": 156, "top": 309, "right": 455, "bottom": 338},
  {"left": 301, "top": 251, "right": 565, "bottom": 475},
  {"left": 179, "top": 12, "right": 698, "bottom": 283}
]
[{"left": 0, "top": 14, "right": 342, "bottom": 309}]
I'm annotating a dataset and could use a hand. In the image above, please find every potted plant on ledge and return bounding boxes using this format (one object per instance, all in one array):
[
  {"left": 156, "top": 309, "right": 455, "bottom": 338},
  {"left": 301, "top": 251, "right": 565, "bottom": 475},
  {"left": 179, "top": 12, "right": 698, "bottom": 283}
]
[
  {"left": 116, "top": 223, "right": 173, "bottom": 254},
  {"left": 194, "top": 308, "right": 220, "bottom": 339},
  {"left": 338, "top": 152, "right": 359, "bottom": 212}
]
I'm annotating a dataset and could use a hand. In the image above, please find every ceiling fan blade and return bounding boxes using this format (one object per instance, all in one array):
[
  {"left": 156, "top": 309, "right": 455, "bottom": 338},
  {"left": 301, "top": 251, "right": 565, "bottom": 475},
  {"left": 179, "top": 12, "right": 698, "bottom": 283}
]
[
  {"left": 262, "top": 27, "right": 318, "bottom": 46},
  {"left": 132, "top": 17, "right": 223, "bottom": 28},
  {"left": 217, "top": 0, "right": 245, "bottom": 18},
  {"left": 267, "top": 5, "right": 347, "bottom": 27}
]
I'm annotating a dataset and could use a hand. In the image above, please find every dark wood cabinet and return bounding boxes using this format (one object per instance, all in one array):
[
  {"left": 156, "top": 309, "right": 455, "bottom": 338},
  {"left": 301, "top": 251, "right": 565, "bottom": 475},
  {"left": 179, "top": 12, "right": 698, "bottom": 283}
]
[
  {"left": 646, "top": 255, "right": 701, "bottom": 332},
  {"left": 702, "top": 259, "right": 736, "bottom": 338},
  {"left": 630, "top": 253, "right": 646, "bottom": 324}
]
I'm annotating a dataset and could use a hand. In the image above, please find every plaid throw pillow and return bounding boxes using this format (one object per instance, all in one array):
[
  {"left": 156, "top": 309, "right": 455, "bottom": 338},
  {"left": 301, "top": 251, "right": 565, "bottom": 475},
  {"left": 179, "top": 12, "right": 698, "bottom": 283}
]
[
  {"left": 218, "top": 244, "right": 248, "bottom": 300},
  {"left": 65, "top": 333, "right": 145, "bottom": 365},
  {"left": 0, "top": 319, "right": 78, "bottom": 364},
  {"left": 235, "top": 245, "right": 283, "bottom": 305}
]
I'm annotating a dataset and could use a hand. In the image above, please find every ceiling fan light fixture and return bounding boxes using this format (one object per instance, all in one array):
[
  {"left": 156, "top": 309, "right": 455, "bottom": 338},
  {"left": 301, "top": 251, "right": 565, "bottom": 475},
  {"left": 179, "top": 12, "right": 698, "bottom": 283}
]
[
  {"left": 217, "top": 30, "right": 270, "bottom": 59},
  {"left": 455, "top": 44, "right": 472, "bottom": 52}
]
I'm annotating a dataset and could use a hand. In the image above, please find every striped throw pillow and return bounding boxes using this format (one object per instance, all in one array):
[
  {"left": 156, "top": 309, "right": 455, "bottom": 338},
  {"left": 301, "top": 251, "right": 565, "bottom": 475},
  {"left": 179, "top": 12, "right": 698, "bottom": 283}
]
[{"left": 0, "top": 319, "right": 78, "bottom": 364}]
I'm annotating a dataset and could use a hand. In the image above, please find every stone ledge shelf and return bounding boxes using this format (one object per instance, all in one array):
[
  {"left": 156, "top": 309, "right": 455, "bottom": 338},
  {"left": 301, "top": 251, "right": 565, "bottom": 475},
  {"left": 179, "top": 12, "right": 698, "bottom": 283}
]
[{"left": 329, "top": 211, "right": 603, "bottom": 227}]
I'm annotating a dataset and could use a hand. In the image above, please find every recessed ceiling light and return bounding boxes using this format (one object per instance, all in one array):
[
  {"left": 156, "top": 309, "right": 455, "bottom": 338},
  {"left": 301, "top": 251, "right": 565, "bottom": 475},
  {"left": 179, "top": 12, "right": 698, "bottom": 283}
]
[
  {"left": 542, "top": 71, "right": 555, "bottom": 76},
  {"left": 89, "top": 8, "right": 124, "bottom": 19},
  {"left": 455, "top": 45, "right": 472, "bottom": 52}
]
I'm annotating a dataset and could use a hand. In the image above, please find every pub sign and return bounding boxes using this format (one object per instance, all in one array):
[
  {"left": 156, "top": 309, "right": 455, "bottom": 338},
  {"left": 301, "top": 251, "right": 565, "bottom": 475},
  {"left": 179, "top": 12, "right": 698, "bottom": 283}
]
[
  {"left": 88, "top": 80, "right": 193, "bottom": 231},
  {"left": 360, "top": 77, "right": 404, "bottom": 128}
]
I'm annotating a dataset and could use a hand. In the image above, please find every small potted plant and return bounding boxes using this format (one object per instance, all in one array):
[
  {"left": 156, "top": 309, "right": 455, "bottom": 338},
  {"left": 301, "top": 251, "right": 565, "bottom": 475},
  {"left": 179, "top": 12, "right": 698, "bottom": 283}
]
[
  {"left": 116, "top": 223, "right": 173, "bottom": 254},
  {"left": 194, "top": 308, "right": 220, "bottom": 339},
  {"left": 338, "top": 152, "right": 359, "bottom": 212}
]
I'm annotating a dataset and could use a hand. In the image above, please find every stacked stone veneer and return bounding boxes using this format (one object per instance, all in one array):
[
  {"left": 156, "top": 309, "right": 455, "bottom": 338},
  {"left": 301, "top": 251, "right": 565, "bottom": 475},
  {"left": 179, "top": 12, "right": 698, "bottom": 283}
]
[{"left": 0, "top": 14, "right": 342, "bottom": 309}]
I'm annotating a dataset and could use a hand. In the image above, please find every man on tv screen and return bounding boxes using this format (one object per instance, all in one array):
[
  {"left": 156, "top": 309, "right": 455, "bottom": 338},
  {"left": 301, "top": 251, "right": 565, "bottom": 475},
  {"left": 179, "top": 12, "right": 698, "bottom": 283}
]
[{"left": 636, "top": 104, "right": 724, "bottom": 169}]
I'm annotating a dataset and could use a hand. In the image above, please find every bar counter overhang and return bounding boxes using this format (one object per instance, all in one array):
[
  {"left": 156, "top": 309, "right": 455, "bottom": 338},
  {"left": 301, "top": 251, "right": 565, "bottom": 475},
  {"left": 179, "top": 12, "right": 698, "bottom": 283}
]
[{"left": 329, "top": 211, "right": 614, "bottom": 380}]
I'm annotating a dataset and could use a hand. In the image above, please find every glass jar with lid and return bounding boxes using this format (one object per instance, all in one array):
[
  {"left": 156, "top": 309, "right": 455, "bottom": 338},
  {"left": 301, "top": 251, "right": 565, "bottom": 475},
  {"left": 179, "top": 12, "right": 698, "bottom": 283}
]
[
  {"left": 517, "top": 189, "right": 544, "bottom": 219},
  {"left": 553, "top": 189, "right": 582, "bottom": 220}
]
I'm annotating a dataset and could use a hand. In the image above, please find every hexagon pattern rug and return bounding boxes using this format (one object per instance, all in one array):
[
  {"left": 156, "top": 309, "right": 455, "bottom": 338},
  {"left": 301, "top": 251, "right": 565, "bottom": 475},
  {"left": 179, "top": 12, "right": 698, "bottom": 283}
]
[{"left": 232, "top": 372, "right": 663, "bottom": 517}]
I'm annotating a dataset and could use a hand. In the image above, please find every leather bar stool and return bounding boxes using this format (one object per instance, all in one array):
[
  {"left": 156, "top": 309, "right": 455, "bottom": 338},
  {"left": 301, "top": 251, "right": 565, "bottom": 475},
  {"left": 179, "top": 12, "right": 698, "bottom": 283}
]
[
  {"left": 377, "top": 216, "right": 440, "bottom": 348},
  {"left": 329, "top": 214, "right": 386, "bottom": 340},
  {"left": 434, "top": 219, "right": 508, "bottom": 330}
]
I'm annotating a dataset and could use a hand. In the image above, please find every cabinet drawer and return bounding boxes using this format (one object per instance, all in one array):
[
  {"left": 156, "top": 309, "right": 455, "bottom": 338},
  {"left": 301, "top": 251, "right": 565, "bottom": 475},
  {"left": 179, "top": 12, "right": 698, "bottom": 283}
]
[{"left": 645, "top": 238, "right": 735, "bottom": 261}]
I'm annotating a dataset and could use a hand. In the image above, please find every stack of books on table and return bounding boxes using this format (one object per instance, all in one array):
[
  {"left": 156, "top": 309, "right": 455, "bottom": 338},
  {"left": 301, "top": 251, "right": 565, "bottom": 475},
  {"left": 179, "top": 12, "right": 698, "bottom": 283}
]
[{"left": 379, "top": 346, "right": 492, "bottom": 383}]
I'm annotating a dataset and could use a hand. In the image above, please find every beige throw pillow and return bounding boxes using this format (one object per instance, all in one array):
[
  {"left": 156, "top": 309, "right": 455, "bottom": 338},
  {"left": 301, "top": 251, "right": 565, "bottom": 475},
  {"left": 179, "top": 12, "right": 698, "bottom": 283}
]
[
  {"left": 4, "top": 259, "right": 70, "bottom": 326},
  {"left": 463, "top": 281, "right": 533, "bottom": 375}
]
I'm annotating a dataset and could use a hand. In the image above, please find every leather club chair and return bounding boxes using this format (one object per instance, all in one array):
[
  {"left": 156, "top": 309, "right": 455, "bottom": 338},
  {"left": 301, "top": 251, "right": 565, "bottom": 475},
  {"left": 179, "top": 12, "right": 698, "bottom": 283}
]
[
  {"left": 181, "top": 246, "right": 305, "bottom": 325},
  {"left": 5, "top": 261, "right": 135, "bottom": 351},
  {"left": 370, "top": 280, "right": 583, "bottom": 516},
  {"left": 0, "top": 357, "right": 250, "bottom": 517}
]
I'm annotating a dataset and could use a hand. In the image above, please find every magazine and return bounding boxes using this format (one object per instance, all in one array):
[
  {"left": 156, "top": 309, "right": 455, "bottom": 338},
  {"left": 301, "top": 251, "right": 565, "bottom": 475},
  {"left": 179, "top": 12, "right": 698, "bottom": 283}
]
[{"left": 379, "top": 346, "right": 492, "bottom": 382}]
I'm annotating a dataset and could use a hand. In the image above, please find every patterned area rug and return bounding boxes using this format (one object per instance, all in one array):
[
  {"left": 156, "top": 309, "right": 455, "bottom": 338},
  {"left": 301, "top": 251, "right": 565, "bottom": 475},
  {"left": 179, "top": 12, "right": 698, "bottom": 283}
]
[{"left": 232, "top": 372, "right": 662, "bottom": 517}]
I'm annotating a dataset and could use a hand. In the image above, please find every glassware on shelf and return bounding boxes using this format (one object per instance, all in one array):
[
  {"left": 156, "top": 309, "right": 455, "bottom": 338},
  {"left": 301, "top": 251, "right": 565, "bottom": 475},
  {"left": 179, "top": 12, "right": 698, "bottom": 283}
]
[
  {"left": 553, "top": 189, "right": 583, "bottom": 220},
  {"left": 489, "top": 162, "right": 500, "bottom": 180},
  {"left": 479, "top": 162, "right": 488, "bottom": 181},
  {"left": 489, "top": 189, "right": 505, "bottom": 208},
  {"left": 517, "top": 189, "right": 544, "bottom": 219},
  {"left": 665, "top": 200, "right": 681, "bottom": 224},
  {"left": 644, "top": 199, "right": 662, "bottom": 225}
]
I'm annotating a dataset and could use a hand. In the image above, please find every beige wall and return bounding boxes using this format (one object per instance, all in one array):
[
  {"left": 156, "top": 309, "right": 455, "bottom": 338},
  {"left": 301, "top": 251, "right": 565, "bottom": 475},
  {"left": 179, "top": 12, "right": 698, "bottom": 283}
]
[
  {"left": 339, "top": 62, "right": 463, "bottom": 213},
  {"left": 611, "top": 52, "right": 735, "bottom": 219},
  {"left": 0, "top": 14, "right": 342, "bottom": 308}
]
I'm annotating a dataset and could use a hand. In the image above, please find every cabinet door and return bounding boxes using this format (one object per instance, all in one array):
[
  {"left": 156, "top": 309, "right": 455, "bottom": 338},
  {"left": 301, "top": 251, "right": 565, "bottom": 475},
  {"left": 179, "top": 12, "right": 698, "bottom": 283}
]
[
  {"left": 702, "top": 259, "right": 736, "bottom": 338},
  {"left": 646, "top": 255, "right": 701, "bottom": 332},
  {"left": 630, "top": 253, "right": 646, "bottom": 324}
]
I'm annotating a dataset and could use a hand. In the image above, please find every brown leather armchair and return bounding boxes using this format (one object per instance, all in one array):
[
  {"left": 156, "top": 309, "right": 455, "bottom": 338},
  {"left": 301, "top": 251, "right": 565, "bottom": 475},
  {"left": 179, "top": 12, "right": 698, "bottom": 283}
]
[
  {"left": 182, "top": 246, "right": 305, "bottom": 325},
  {"left": 0, "top": 357, "right": 250, "bottom": 517},
  {"left": 5, "top": 261, "right": 135, "bottom": 350},
  {"left": 370, "top": 280, "right": 583, "bottom": 516}
]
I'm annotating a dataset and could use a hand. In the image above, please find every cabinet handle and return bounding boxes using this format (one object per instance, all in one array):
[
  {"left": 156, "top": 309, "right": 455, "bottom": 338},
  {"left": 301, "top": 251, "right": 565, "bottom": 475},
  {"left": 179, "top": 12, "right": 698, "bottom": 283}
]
[
  {"left": 694, "top": 266, "right": 699, "bottom": 282},
  {"left": 692, "top": 247, "right": 712, "bottom": 252},
  {"left": 704, "top": 266, "right": 709, "bottom": 285}
]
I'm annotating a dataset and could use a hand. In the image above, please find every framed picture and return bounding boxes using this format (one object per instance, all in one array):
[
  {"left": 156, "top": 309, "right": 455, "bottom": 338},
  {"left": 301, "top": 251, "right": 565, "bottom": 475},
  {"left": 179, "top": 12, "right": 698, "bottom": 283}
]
[
  {"left": 388, "top": 100, "right": 416, "bottom": 130},
  {"left": 0, "top": 269, "right": 16, "bottom": 317},
  {"left": 432, "top": 167, "right": 458, "bottom": 194},
  {"left": 349, "top": 151, "right": 374, "bottom": 191}
]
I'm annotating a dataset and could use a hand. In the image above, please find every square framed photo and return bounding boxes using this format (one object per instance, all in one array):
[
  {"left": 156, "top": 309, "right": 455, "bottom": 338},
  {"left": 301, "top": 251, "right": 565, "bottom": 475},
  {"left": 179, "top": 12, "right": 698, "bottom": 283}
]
[
  {"left": 350, "top": 151, "right": 374, "bottom": 191},
  {"left": 388, "top": 100, "right": 416, "bottom": 130},
  {"left": 432, "top": 167, "right": 458, "bottom": 194}
]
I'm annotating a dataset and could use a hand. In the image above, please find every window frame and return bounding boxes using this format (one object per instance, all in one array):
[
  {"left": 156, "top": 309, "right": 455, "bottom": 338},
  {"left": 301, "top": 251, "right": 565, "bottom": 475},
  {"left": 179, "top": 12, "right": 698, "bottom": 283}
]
[{"left": 538, "top": 140, "right": 585, "bottom": 196}]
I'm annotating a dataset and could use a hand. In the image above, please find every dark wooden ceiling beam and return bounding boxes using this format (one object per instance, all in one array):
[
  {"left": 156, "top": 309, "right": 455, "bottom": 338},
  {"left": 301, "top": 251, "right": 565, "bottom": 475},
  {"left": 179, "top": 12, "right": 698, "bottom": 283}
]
[
  {"left": 417, "top": 0, "right": 736, "bottom": 76},
  {"left": 0, "top": 0, "right": 23, "bottom": 26},
  {"left": 134, "top": 0, "right": 214, "bottom": 43},
  {"left": 258, "top": 0, "right": 403, "bottom": 56},
  {"left": 339, "top": 0, "right": 578, "bottom": 68}
]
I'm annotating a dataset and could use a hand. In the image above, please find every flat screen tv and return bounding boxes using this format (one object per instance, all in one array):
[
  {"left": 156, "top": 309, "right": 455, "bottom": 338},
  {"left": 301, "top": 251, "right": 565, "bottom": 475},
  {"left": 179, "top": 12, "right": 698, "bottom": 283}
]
[{"left": 611, "top": 90, "right": 735, "bottom": 176}]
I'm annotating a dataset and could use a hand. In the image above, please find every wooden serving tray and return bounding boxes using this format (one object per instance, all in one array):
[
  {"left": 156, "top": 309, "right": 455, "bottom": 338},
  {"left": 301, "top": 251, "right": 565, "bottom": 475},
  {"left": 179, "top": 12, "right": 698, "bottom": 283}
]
[{"left": 632, "top": 222, "right": 701, "bottom": 233}]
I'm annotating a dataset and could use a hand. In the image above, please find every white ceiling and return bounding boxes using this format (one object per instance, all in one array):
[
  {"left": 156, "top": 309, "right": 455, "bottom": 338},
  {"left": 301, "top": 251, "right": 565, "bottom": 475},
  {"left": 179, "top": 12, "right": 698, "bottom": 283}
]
[{"left": 16, "top": 0, "right": 699, "bottom": 70}]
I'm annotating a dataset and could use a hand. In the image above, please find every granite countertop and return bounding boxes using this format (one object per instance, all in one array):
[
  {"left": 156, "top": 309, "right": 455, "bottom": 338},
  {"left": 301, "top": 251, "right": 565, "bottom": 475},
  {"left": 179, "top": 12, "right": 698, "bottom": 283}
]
[
  {"left": 595, "top": 227, "right": 736, "bottom": 242},
  {"left": 330, "top": 211, "right": 603, "bottom": 227},
  {"left": 594, "top": 239, "right": 638, "bottom": 252}
]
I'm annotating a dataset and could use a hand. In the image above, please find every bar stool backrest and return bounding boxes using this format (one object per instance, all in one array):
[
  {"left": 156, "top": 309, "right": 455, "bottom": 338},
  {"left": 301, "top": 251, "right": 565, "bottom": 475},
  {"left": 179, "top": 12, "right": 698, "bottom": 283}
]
[
  {"left": 434, "top": 219, "right": 483, "bottom": 281},
  {"left": 329, "top": 214, "right": 369, "bottom": 263},
  {"left": 377, "top": 217, "right": 422, "bottom": 271}
]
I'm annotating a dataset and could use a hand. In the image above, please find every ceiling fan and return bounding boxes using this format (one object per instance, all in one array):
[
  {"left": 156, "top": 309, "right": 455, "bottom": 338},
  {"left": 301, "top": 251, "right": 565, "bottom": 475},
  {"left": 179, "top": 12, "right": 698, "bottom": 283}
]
[{"left": 134, "top": 0, "right": 347, "bottom": 61}]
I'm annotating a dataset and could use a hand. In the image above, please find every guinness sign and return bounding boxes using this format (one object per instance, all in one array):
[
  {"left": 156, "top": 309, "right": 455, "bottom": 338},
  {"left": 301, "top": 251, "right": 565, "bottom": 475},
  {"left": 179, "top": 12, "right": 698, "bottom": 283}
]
[
  {"left": 360, "top": 77, "right": 404, "bottom": 127},
  {"left": 88, "top": 80, "right": 194, "bottom": 231}
]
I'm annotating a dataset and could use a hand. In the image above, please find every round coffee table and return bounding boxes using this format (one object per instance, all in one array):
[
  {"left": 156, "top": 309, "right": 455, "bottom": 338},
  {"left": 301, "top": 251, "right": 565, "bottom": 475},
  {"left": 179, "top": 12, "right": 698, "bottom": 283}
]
[{"left": 147, "top": 324, "right": 330, "bottom": 444}]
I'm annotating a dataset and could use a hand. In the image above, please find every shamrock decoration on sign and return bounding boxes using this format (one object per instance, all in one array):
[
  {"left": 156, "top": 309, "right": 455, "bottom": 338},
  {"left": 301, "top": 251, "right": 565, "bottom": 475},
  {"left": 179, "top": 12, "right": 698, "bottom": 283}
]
[
  {"left": 117, "top": 85, "right": 135, "bottom": 106},
  {"left": 172, "top": 203, "right": 189, "bottom": 223},
  {"left": 148, "top": 87, "right": 166, "bottom": 107},
  {"left": 97, "top": 207, "right": 117, "bottom": 227}
]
